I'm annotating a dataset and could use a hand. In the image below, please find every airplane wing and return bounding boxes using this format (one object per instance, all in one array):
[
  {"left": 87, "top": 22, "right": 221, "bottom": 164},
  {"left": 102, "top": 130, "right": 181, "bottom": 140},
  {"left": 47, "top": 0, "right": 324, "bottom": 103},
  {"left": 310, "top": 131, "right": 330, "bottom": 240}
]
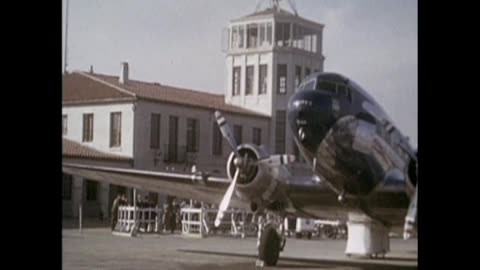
[{"left": 62, "top": 162, "right": 249, "bottom": 209}]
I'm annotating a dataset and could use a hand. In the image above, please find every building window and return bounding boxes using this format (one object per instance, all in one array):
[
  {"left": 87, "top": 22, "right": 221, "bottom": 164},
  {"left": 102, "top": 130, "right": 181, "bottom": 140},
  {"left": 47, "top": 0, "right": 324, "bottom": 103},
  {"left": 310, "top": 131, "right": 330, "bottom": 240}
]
[
  {"left": 295, "top": 65, "right": 302, "bottom": 88},
  {"left": 86, "top": 180, "right": 97, "bottom": 201},
  {"left": 82, "top": 113, "right": 94, "bottom": 142},
  {"left": 259, "top": 64, "right": 268, "bottom": 95},
  {"left": 150, "top": 113, "right": 161, "bottom": 149},
  {"left": 212, "top": 121, "right": 223, "bottom": 156},
  {"left": 186, "top": 118, "right": 199, "bottom": 153},
  {"left": 245, "top": 66, "right": 254, "bottom": 95},
  {"left": 277, "top": 64, "right": 287, "bottom": 94},
  {"left": 233, "top": 67, "right": 241, "bottom": 96},
  {"left": 62, "top": 173, "right": 72, "bottom": 201},
  {"left": 252, "top": 128, "right": 262, "bottom": 146},
  {"left": 275, "top": 110, "right": 286, "bottom": 154},
  {"left": 233, "top": 125, "right": 242, "bottom": 144},
  {"left": 168, "top": 116, "right": 179, "bottom": 161},
  {"left": 110, "top": 112, "right": 121, "bottom": 147},
  {"left": 62, "top": 115, "right": 67, "bottom": 136}
]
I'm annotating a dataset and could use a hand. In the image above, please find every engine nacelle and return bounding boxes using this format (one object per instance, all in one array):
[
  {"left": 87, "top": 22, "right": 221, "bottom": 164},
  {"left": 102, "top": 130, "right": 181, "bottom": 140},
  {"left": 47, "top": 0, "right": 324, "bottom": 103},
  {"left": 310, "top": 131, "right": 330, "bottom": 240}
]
[{"left": 226, "top": 144, "right": 287, "bottom": 212}]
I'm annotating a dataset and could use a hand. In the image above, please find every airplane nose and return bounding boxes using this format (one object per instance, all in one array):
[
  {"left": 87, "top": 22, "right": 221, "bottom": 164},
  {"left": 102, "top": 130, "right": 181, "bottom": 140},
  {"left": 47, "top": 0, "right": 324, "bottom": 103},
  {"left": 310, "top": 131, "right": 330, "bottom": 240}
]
[{"left": 287, "top": 89, "right": 337, "bottom": 153}]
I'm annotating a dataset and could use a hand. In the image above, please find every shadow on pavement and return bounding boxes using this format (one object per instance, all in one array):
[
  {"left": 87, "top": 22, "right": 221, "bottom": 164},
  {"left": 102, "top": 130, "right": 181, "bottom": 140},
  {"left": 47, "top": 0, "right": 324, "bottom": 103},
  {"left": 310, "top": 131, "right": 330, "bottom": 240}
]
[
  {"left": 178, "top": 249, "right": 417, "bottom": 270},
  {"left": 62, "top": 218, "right": 110, "bottom": 229}
]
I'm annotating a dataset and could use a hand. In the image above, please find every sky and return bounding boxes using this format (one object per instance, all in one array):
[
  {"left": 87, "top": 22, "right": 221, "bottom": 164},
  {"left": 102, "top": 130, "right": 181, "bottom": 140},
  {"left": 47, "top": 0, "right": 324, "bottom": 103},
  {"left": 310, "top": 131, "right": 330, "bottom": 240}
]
[{"left": 62, "top": 0, "right": 417, "bottom": 147}]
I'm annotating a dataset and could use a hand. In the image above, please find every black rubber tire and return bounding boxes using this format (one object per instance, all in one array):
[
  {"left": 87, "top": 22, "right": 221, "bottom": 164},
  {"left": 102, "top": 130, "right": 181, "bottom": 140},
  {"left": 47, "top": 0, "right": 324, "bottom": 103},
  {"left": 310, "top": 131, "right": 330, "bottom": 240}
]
[
  {"left": 323, "top": 225, "right": 335, "bottom": 239},
  {"left": 258, "top": 225, "right": 281, "bottom": 266}
]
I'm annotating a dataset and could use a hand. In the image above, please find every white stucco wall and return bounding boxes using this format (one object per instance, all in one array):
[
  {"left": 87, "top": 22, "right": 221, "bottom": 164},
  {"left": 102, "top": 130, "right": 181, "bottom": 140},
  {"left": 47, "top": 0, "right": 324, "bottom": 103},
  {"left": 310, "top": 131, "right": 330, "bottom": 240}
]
[
  {"left": 62, "top": 102, "right": 135, "bottom": 157},
  {"left": 133, "top": 100, "right": 270, "bottom": 175}
]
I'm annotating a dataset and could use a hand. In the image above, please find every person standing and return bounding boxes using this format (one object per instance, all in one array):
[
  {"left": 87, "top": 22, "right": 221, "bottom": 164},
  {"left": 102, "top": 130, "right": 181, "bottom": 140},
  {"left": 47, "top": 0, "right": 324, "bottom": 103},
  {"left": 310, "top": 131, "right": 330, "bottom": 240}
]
[{"left": 111, "top": 194, "right": 123, "bottom": 231}]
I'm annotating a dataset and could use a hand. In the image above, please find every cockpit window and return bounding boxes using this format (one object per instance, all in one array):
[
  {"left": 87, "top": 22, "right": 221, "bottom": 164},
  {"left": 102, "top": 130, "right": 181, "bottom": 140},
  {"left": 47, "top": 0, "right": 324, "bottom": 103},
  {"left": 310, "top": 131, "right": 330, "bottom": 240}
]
[
  {"left": 337, "top": 84, "right": 347, "bottom": 96},
  {"left": 316, "top": 80, "right": 336, "bottom": 93},
  {"left": 302, "top": 79, "right": 316, "bottom": 90},
  {"left": 315, "top": 79, "right": 352, "bottom": 102}
]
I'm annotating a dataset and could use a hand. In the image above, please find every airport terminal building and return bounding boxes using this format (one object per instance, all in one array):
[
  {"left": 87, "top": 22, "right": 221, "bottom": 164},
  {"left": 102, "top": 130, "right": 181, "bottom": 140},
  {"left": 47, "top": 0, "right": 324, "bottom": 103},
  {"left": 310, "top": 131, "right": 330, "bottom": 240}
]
[{"left": 62, "top": 4, "right": 325, "bottom": 220}]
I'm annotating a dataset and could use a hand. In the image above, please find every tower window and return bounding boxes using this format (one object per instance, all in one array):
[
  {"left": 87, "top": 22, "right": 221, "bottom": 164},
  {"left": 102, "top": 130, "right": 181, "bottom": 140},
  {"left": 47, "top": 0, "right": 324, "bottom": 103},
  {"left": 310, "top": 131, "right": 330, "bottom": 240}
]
[
  {"left": 277, "top": 64, "right": 287, "bottom": 94},
  {"left": 266, "top": 23, "right": 273, "bottom": 45},
  {"left": 231, "top": 26, "right": 238, "bottom": 49},
  {"left": 275, "top": 22, "right": 291, "bottom": 47},
  {"left": 232, "top": 67, "right": 241, "bottom": 96},
  {"left": 259, "top": 64, "right": 268, "bottom": 94},
  {"left": 238, "top": 25, "right": 244, "bottom": 48},
  {"left": 245, "top": 66, "right": 254, "bottom": 95},
  {"left": 247, "top": 24, "right": 258, "bottom": 48}
]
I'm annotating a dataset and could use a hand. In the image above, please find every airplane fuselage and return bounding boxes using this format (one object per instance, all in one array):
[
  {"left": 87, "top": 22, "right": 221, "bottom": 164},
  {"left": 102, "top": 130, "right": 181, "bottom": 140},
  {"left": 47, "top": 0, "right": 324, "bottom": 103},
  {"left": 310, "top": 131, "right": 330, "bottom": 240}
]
[{"left": 286, "top": 72, "right": 417, "bottom": 226}]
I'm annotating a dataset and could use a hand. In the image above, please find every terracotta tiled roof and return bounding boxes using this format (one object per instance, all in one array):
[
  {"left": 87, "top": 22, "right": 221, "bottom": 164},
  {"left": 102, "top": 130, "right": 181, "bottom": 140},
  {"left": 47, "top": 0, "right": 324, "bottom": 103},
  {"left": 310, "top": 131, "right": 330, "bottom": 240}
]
[
  {"left": 63, "top": 138, "right": 132, "bottom": 162},
  {"left": 63, "top": 71, "right": 269, "bottom": 118},
  {"left": 63, "top": 73, "right": 134, "bottom": 103}
]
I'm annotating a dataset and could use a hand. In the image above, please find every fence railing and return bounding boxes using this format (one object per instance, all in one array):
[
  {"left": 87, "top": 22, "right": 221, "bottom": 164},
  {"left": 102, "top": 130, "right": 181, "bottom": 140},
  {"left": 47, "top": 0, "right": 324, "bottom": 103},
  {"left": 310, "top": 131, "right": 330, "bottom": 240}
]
[
  {"left": 180, "top": 207, "right": 258, "bottom": 238},
  {"left": 117, "top": 206, "right": 163, "bottom": 234},
  {"left": 115, "top": 205, "right": 257, "bottom": 238}
]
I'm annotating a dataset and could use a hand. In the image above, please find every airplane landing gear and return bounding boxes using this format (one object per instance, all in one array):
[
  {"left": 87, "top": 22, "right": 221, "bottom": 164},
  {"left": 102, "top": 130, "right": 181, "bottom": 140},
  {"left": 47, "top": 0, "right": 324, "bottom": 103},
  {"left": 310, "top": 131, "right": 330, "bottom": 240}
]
[
  {"left": 258, "top": 225, "right": 280, "bottom": 266},
  {"left": 256, "top": 215, "right": 286, "bottom": 267}
]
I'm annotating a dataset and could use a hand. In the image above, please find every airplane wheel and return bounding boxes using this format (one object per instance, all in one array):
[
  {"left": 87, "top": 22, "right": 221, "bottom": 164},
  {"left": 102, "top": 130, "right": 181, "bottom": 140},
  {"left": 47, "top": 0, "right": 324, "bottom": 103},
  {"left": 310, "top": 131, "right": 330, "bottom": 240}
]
[
  {"left": 323, "top": 225, "right": 335, "bottom": 239},
  {"left": 258, "top": 225, "right": 280, "bottom": 266}
]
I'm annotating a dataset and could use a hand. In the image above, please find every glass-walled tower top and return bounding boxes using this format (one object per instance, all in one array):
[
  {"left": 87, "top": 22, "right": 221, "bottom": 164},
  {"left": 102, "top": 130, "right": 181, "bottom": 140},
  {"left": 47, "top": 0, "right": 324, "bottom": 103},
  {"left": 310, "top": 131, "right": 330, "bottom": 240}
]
[{"left": 225, "top": 1, "right": 324, "bottom": 58}]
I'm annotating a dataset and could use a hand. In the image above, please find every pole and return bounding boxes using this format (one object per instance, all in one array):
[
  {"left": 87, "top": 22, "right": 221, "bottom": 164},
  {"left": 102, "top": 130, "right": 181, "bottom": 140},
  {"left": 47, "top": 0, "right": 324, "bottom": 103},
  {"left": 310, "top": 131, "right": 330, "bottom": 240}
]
[
  {"left": 63, "top": 0, "right": 69, "bottom": 74},
  {"left": 79, "top": 201, "right": 82, "bottom": 233},
  {"left": 133, "top": 188, "right": 137, "bottom": 224}
]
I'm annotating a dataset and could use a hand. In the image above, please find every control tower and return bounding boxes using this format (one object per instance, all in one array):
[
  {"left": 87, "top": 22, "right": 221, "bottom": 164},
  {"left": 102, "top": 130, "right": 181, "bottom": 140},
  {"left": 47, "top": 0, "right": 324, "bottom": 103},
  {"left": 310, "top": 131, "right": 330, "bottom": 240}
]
[{"left": 224, "top": 0, "right": 325, "bottom": 155}]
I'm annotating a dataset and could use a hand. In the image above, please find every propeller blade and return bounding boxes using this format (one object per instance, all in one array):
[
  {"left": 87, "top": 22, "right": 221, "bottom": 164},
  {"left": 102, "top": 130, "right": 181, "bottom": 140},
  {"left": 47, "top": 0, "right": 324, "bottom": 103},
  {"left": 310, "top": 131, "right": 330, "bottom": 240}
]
[
  {"left": 256, "top": 154, "right": 296, "bottom": 167},
  {"left": 215, "top": 111, "right": 240, "bottom": 157},
  {"left": 403, "top": 185, "right": 417, "bottom": 240},
  {"left": 214, "top": 168, "right": 240, "bottom": 227}
]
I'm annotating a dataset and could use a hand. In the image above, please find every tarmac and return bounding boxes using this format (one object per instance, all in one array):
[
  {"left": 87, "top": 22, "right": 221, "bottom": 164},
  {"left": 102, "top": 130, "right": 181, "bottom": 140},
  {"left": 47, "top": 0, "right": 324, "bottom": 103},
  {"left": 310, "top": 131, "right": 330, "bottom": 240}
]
[{"left": 62, "top": 224, "right": 417, "bottom": 270}]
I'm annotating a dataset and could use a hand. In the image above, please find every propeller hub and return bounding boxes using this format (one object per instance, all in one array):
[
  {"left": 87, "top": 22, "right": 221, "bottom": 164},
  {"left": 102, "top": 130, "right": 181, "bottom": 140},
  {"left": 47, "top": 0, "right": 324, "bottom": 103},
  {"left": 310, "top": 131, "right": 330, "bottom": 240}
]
[{"left": 233, "top": 157, "right": 244, "bottom": 168}]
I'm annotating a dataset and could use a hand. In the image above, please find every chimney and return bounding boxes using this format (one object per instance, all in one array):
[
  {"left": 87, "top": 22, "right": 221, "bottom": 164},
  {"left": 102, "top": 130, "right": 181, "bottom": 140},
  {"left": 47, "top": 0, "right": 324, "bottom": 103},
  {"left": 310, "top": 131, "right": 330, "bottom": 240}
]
[{"left": 119, "top": 62, "right": 129, "bottom": 84}]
